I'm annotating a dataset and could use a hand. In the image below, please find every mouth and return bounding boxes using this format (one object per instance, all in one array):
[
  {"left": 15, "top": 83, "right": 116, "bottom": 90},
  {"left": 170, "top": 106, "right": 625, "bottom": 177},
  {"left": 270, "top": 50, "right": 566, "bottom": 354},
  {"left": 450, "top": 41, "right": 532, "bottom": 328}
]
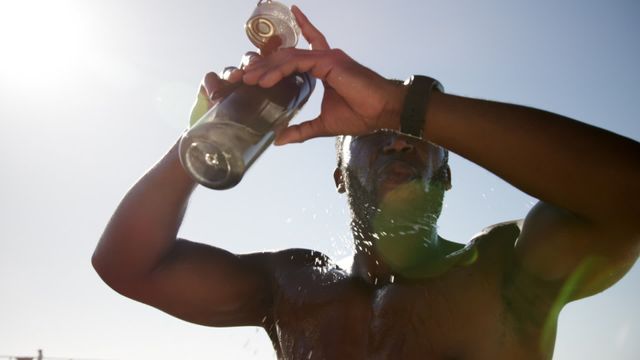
[{"left": 377, "top": 160, "right": 420, "bottom": 185}]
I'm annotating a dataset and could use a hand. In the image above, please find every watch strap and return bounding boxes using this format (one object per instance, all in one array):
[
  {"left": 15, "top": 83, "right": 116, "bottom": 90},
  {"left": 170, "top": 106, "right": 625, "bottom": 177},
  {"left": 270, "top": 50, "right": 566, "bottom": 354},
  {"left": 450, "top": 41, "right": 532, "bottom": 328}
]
[{"left": 399, "top": 75, "right": 443, "bottom": 138}]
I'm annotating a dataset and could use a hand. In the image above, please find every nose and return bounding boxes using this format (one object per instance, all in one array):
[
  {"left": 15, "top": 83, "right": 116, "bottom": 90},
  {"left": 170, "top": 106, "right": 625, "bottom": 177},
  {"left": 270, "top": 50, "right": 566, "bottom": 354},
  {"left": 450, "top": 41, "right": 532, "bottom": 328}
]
[{"left": 382, "top": 136, "right": 415, "bottom": 155}]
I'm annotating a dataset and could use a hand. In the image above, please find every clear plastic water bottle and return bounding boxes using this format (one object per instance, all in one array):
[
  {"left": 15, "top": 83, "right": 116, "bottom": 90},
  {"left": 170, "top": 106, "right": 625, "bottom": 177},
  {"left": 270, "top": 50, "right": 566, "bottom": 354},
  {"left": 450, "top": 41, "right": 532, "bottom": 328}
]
[{"left": 179, "top": 1, "right": 315, "bottom": 190}]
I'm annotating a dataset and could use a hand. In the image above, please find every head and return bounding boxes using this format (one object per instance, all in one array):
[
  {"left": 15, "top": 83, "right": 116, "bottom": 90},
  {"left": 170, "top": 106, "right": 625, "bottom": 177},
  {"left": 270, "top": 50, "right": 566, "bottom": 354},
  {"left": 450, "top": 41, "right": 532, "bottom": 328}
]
[{"left": 334, "top": 131, "right": 451, "bottom": 238}]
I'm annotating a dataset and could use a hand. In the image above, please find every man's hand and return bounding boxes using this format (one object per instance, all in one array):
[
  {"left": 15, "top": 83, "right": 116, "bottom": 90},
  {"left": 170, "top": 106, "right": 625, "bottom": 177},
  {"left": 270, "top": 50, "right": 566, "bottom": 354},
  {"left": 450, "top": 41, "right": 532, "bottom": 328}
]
[
  {"left": 239, "top": 6, "right": 406, "bottom": 145},
  {"left": 189, "top": 65, "right": 245, "bottom": 126}
]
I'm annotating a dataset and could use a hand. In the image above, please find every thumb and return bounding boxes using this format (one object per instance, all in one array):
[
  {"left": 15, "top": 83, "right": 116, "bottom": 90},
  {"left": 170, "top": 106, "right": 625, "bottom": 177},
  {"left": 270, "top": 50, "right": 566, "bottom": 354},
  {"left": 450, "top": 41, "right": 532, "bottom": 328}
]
[{"left": 274, "top": 117, "right": 331, "bottom": 145}]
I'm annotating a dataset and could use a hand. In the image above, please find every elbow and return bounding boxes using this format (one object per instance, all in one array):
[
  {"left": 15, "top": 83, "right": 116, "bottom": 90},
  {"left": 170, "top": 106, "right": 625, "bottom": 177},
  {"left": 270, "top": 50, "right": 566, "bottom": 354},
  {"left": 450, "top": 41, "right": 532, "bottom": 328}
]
[
  {"left": 91, "top": 250, "right": 119, "bottom": 289},
  {"left": 91, "top": 248, "right": 136, "bottom": 297},
  {"left": 91, "top": 245, "right": 154, "bottom": 301},
  {"left": 91, "top": 250, "right": 108, "bottom": 280}
]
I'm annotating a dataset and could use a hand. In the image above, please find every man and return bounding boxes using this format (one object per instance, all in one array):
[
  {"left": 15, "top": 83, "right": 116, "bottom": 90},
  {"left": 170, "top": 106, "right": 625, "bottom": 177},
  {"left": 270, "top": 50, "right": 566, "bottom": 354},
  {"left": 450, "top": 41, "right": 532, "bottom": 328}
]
[{"left": 92, "top": 6, "right": 640, "bottom": 360}]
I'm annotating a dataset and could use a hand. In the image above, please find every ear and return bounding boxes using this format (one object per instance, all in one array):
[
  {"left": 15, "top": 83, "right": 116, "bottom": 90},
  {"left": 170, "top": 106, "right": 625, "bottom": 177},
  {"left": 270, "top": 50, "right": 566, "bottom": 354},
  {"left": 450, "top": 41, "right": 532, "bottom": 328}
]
[
  {"left": 334, "top": 168, "right": 346, "bottom": 193},
  {"left": 443, "top": 165, "right": 452, "bottom": 191}
]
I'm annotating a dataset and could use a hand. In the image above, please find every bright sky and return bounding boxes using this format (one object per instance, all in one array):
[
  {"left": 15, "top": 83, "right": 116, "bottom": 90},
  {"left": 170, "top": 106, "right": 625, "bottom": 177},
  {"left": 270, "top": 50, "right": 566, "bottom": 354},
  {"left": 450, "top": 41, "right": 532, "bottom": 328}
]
[{"left": 0, "top": 0, "right": 638, "bottom": 359}]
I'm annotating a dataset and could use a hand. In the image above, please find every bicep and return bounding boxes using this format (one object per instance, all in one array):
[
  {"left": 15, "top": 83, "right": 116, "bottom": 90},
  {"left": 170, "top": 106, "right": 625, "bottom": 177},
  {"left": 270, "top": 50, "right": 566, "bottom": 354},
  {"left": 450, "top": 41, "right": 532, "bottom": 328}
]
[
  {"left": 131, "top": 239, "right": 273, "bottom": 327},
  {"left": 514, "top": 201, "right": 639, "bottom": 301}
]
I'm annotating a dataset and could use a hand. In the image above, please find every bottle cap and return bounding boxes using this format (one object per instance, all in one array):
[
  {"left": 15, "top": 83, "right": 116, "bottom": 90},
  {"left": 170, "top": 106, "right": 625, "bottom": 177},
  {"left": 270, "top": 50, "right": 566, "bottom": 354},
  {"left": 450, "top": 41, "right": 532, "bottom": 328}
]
[{"left": 245, "top": 0, "right": 300, "bottom": 51}]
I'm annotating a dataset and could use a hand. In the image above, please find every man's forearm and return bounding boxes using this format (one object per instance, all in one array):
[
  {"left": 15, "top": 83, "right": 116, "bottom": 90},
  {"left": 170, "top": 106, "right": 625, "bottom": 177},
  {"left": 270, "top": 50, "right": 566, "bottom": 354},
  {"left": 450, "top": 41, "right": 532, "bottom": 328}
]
[
  {"left": 426, "top": 91, "right": 640, "bottom": 230},
  {"left": 92, "top": 139, "right": 197, "bottom": 290}
]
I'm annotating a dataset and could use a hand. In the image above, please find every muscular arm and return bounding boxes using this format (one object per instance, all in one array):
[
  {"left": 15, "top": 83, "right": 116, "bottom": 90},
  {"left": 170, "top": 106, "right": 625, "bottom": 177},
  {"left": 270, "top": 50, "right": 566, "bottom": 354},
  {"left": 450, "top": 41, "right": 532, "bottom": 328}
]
[
  {"left": 92, "top": 141, "right": 272, "bottom": 326},
  {"left": 426, "top": 92, "right": 640, "bottom": 298},
  {"left": 428, "top": 92, "right": 639, "bottom": 235},
  {"left": 240, "top": 6, "right": 640, "bottom": 298}
]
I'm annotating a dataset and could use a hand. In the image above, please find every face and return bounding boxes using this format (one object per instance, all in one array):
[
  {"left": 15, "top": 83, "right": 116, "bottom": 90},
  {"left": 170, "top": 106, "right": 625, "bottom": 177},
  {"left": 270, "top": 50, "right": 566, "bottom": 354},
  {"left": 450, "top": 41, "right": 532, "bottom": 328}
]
[
  {"left": 336, "top": 131, "right": 452, "bottom": 271},
  {"left": 337, "top": 130, "right": 450, "bottom": 202},
  {"left": 335, "top": 131, "right": 451, "bottom": 237}
]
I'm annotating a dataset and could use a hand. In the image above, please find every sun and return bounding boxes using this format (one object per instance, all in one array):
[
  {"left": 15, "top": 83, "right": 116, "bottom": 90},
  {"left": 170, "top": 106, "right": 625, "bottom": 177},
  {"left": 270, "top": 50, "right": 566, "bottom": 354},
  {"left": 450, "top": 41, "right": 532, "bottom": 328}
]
[{"left": 0, "top": 0, "right": 94, "bottom": 90}]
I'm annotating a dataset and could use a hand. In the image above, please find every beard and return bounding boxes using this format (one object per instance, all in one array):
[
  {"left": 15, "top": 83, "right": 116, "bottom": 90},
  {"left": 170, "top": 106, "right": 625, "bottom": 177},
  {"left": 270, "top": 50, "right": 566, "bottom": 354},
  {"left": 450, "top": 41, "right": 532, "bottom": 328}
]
[
  {"left": 343, "top": 165, "right": 447, "bottom": 241},
  {"left": 344, "top": 165, "right": 449, "bottom": 275}
]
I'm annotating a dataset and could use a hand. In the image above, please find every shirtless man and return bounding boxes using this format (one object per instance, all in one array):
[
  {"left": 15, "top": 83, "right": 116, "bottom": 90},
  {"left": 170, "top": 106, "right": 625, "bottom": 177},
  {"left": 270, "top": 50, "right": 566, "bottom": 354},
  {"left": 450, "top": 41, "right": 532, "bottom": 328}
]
[{"left": 92, "top": 6, "right": 640, "bottom": 359}]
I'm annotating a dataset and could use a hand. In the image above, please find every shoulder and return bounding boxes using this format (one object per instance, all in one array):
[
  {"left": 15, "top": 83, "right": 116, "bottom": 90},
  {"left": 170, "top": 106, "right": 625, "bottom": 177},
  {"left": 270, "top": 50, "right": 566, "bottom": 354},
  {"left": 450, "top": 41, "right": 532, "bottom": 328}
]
[
  {"left": 467, "top": 220, "right": 522, "bottom": 268},
  {"left": 268, "top": 248, "right": 336, "bottom": 270},
  {"left": 267, "top": 248, "right": 348, "bottom": 281},
  {"left": 471, "top": 221, "right": 567, "bottom": 331},
  {"left": 266, "top": 248, "right": 351, "bottom": 302},
  {"left": 468, "top": 220, "right": 563, "bottom": 290},
  {"left": 473, "top": 220, "right": 522, "bottom": 244}
]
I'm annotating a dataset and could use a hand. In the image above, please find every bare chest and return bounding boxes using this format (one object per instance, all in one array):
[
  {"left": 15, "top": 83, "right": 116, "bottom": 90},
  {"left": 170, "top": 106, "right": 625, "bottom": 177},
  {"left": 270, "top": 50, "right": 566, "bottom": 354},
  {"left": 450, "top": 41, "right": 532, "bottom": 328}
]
[{"left": 270, "top": 267, "right": 534, "bottom": 360}]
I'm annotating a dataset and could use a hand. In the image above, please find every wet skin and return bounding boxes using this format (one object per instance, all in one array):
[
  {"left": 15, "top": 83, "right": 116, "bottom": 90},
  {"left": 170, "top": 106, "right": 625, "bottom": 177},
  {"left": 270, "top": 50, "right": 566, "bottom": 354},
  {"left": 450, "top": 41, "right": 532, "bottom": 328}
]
[
  {"left": 92, "top": 7, "right": 640, "bottom": 358},
  {"left": 255, "top": 133, "right": 559, "bottom": 359},
  {"left": 263, "top": 225, "right": 548, "bottom": 360},
  {"left": 92, "top": 126, "right": 637, "bottom": 360},
  {"left": 92, "top": 106, "right": 640, "bottom": 360}
]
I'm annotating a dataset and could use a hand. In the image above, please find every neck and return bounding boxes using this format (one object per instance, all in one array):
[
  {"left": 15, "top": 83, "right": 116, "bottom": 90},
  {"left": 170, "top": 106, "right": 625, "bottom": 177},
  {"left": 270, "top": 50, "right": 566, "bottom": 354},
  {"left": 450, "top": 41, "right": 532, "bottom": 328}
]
[
  {"left": 350, "top": 219, "right": 445, "bottom": 285},
  {"left": 345, "top": 178, "right": 457, "bottom": 283}
]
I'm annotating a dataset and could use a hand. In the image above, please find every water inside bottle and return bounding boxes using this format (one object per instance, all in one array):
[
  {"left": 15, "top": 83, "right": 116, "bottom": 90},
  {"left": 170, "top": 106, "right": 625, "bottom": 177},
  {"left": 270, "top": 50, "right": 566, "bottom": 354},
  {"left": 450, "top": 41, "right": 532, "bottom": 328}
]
[
  {"left": 180, "top": 71, "right": 314, "bottom": 189},
  {"left": 182, "top": 118, "right": 274, "bottom": 189}
]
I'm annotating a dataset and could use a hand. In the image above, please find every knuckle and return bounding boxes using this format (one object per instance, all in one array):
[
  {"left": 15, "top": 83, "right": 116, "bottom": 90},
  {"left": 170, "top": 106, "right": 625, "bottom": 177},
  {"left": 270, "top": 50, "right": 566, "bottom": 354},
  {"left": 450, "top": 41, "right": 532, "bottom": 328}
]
[
  {"left": 326, "top": 48, "right": 347, "bottom": 66},
  {"left": 220, "top": 66, "right": 238, "bottom": 79},
  {"left": 331, "top": 48, "right": 346, "bottom": 58},
  {"left": 241, "top": 51, "right": 261, "bottom": 67},
  {"left": 203, "top": 71, "right": 220, "bottom": 83},
  {"left": 203, "top": 72, "right": 223, "bottom": 94},
  {"left": 222, "top": 65, "right": 238, "bottom": 74}
]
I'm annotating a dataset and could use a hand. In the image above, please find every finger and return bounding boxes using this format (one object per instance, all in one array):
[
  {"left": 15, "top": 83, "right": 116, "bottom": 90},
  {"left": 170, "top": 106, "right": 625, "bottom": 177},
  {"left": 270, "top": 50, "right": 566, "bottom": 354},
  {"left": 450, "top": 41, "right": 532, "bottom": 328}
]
[
  {"left": 240, "top": 51, "right": 261, "bottom": 70},
  {"left": 291, "top": 5, "right": 330, "bottom": 50},
  {"left": 258, "top": 60, "right": 299, "bottom": 88},
  {"left": 203, "top": 72, "right": 225, "bottom": 100},
  {"left": 256, "top": 50, "right": 335, "bottom": 88},
  {"left": 220, "top": 66, "right": 238, "bottom": 80},
  {"left": 243, "top": 48, "right": 334, "bottom": 87},
  {"left": 221, "top": 65, "right": 246, "bottom": 84},
  {"left": 274, "top": 117, "right": 331, "bottom": 145},
  {"left": 227, "top": 69, "right": 245, "bottom": 84}
]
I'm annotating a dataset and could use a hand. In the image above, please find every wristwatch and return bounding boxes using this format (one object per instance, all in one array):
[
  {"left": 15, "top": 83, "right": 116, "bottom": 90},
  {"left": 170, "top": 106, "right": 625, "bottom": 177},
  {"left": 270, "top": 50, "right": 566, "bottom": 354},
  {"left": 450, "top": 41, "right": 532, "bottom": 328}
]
[{"left": 399, "top": 75, "right": 444, "bottom": 139}]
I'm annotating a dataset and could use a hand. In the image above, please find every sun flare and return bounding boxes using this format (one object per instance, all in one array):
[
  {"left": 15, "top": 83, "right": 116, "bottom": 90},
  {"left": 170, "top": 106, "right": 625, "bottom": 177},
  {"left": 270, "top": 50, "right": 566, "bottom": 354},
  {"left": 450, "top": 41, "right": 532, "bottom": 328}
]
[{"left": 0, "top": 0, "right": 93, "bottom": 88}]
